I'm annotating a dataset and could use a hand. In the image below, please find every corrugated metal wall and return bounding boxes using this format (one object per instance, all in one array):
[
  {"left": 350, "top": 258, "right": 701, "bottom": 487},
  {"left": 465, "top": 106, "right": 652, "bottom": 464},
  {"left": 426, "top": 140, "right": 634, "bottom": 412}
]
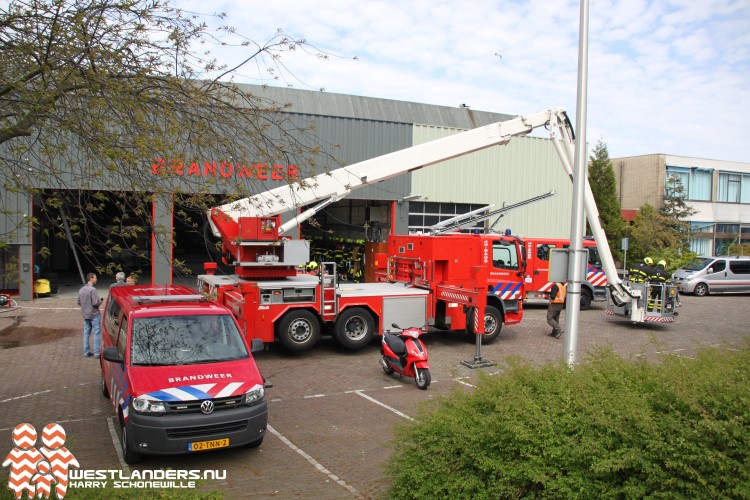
[
  {"left": 410, "top": 125, "right": 574, "bottom": 238},
  {"left": 0, "top": 191, "right": 31, "bottom": 245},
  {"left": 289, "top": 114, "right": 413, "bottom": 201}
]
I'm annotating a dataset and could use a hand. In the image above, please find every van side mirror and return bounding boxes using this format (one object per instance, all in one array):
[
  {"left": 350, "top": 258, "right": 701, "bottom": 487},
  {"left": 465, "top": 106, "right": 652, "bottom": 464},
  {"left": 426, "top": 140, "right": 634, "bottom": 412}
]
[
  {"left": 102, "top": 346, "right": 123, "bottom": 364},
  {"left": 706, "top": 267, "right": 713, "bottom": 274},
  {"left": 250, "top": 338, "right": 265, "bottom": 353}
]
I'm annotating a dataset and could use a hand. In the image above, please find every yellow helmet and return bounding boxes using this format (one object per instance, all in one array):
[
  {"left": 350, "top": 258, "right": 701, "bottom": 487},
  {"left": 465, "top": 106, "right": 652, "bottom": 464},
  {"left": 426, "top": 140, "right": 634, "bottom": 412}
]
[
  {"left": 644, "top": 257, "right": 654, "bottom": 265},
  {"left": 306, "top": 261, "right": 318, "bottom": 271},
  {"left": 658, "top": 260, "right": 666, "bottom": 267}
]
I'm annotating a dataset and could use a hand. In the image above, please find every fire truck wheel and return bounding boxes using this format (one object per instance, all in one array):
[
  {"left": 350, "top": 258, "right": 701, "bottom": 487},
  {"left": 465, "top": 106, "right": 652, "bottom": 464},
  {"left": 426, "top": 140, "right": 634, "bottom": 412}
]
[
  {"left": 580, "top": 290, "right": 592, "bottom": 310},
  {"left": 119, "top": 412, "right": 144, "bottom": 464},
  {"left": 466, "top": 305, "right": 503, "bottom": 342},
  {"left": 277, "top": 310, "right": 321, "bottom": 353},
  {"left": 334, "top": 308, "right": 375, "bottom": 350}
]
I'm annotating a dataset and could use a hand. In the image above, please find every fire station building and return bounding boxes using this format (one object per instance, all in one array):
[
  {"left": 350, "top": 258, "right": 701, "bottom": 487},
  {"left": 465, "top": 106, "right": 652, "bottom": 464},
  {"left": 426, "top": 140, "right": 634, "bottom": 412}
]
[{"left": 2, "top": 84, "right": 747, "bottom": 300}]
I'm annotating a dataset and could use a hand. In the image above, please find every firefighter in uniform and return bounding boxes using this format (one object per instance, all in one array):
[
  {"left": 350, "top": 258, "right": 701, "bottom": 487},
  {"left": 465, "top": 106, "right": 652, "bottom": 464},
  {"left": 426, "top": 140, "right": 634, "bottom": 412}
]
[
  {"left": 628, "top": 257, "right": 654, "bottom": 283},
  {"left": 648, "top": 259, "right": 670, "bottom": 311},
  {"left": 547, "top": 282, "right": 567, "bottom": 338}
]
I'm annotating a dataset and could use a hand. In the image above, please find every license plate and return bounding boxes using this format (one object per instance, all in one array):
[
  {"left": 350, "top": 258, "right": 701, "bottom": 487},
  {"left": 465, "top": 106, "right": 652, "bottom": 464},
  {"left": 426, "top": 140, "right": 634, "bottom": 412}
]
[{"left": 188, "top": 438, "right": 229, "bottom": 452}]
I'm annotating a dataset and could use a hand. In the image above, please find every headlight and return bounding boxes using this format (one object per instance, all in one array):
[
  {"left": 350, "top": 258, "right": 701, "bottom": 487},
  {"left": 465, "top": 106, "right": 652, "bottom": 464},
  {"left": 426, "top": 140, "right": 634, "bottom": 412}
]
[
  {"left": 132, "top": 396, "right": 166, "bottom": 414},
  {"left": 244, "top": 384, "right": 264, "bottom": 405}
]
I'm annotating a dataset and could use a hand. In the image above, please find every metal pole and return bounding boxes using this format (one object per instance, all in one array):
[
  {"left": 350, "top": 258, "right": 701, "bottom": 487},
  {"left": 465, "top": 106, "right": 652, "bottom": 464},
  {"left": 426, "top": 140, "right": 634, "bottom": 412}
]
[
  {"left": 59, "top": 207, "right": 86, "bottom": 285},
  {"left": 564, "top": 0, "right": 590, "bottom": 367}
]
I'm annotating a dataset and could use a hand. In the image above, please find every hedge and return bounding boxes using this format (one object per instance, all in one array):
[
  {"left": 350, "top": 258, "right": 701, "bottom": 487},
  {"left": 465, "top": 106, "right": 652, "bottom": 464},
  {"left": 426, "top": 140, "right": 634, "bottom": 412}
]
[{"left": 386, "top": 344, "right": 750, "bottom": 499}]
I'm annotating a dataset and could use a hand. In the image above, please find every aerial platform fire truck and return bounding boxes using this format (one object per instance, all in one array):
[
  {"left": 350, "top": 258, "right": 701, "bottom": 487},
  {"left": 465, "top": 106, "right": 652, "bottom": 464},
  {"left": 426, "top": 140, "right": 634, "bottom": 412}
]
[{"left": 198, "top": 108, "right": 675, "bottom": 353}]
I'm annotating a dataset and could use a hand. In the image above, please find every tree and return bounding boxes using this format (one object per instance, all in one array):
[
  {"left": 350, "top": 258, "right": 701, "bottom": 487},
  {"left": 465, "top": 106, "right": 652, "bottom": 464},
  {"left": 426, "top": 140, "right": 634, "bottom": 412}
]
[
  {"left": 1, "top": 0, "right": 344, "bottom": 277},
  {"left": 587, "top": 139, "right": 625, "bottom": 261},
  {"left": 627, "top": 204, "right": 695, "bottom": 271},
  {"left": 660, "top": 175, "right": 697, "bottom": 244}
]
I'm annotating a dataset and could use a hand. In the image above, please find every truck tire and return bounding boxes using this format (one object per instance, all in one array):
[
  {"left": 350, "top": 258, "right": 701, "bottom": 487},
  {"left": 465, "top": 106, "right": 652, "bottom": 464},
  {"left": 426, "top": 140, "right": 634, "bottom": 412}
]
[
  {"left": 277, "top": 310, "right": 320, "bottom": 353},
  {"left": 580, "top": 290, "right": 592, "bottom": 310},
  {"left": 466, "top": 305, "right": 502, "bottom": 343},
  {"left": 334, "top": 307, "right": 375, "bottom": 350}
]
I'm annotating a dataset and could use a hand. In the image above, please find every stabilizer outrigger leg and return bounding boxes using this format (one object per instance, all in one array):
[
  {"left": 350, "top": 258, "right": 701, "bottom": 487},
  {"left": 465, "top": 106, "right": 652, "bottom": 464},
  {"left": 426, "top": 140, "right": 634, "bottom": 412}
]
[{"left": 461, "top": 331, "right": 496, "bottom": 369}]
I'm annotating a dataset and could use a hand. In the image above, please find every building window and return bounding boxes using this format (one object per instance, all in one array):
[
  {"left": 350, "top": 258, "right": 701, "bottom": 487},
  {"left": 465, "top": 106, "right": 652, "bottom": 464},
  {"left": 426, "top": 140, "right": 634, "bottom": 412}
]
[
  {"left": 408, "top": 202, "right": 488, "bottom": 234},
  {"left": 717, "top": 172, "right": 750, "bottom": 203},
  {"left": 666, "top": 166, "right": 712, "bottom": 201},
  {"left": 689, "top": 222, "right": 714, "bottom": 256}
]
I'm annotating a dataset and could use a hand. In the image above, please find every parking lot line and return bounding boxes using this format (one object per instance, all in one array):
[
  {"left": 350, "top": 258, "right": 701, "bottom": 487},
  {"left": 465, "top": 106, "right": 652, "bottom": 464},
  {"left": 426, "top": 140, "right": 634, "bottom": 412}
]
[
  {"left": 107, "top": 416, "right": 130, "bottom": 473},
  {"left": 267, "top": 424, "right": 359, "bottom": 496},
  {"left": 354, "top": 390, "right": 414, "bottom": 421}
]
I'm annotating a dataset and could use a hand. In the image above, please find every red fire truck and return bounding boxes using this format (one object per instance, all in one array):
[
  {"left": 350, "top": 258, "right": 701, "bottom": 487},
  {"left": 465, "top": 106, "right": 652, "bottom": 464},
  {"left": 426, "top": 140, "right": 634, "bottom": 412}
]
[
  {"left": 198, "top": 108, "right": 675, "bottom": 353},
  {"left": 522, "top": 237, "right": 607, "bottom": 310}
]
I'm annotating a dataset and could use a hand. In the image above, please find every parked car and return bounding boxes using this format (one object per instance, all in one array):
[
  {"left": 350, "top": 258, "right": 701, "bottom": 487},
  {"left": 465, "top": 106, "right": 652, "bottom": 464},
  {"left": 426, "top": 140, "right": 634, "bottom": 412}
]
[
  {"left": 100, "top": 284, "right": 267, "bottom": 464},
  {"left": 671, "top": 256, "right": 750, "bottom": 296}
]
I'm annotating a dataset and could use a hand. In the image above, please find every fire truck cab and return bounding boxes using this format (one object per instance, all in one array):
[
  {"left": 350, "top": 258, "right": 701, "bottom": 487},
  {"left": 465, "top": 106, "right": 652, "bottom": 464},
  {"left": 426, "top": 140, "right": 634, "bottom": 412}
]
[{"left": 522, "top": 237, "right": 607, "bottom": 310}]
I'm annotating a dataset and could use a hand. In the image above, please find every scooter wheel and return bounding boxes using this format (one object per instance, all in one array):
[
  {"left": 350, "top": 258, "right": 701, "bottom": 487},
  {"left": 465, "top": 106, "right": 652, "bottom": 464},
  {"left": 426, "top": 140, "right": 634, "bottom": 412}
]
[
  {"left": 380, "top": 357, "right": 395, "bottom": 375},
  {"left": 415, "top": 368, "right": 431, "bottom": 390}
]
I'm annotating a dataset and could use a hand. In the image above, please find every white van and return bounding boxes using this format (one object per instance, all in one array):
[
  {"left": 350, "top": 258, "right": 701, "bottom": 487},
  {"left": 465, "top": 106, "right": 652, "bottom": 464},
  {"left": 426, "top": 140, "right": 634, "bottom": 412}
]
[{"left": 671, "top": 256, "right": 750, "bottom": 296}]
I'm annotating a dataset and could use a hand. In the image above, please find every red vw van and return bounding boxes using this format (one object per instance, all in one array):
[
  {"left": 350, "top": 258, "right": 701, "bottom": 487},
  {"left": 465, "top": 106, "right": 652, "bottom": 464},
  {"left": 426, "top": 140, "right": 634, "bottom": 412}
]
[{"left": 100, "top": 284, "right": 267, "bottom": 464}]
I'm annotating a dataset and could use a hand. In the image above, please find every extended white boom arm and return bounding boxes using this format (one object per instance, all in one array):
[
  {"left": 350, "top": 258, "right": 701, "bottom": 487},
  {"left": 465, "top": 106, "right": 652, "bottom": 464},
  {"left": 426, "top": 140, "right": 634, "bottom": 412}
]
[{"left": 212, "top": 109, "right": 568, "bottom": 234}]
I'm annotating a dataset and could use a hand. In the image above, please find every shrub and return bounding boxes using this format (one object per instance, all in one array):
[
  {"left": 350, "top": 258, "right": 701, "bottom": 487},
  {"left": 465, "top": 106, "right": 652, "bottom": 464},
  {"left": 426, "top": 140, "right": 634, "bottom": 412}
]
[{"left": 385, "top": 345, "right": 750, "bottom": 499}]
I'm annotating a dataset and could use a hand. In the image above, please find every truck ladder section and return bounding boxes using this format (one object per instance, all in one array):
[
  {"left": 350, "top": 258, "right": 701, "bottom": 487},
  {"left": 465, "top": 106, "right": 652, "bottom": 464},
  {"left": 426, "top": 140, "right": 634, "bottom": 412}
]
[
  {"left": 319, "top": 262, "right": 339, "bottom": 321},
  {"left": 428, "top": 191, "right": 557, "bottom": 235}
]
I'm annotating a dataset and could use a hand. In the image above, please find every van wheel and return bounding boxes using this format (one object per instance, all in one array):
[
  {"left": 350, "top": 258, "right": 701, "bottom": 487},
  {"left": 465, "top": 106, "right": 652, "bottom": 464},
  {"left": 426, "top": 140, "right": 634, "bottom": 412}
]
[
  {"left": 580, "top": 290, "right": 592, "bottom": 310},
  {"left": 119, "top": 415, "right": 143, "bottom": 464},
  {"left": 334, "top": 307, "right": 375, "bottom": 350},
  {"left": 277, "top": 310, "right": 320, "bottom": 353},
  {"left": 466, "top": 305, "right": 502, "bottom": 343},
  {"left": 693, "top": 283, "right": 709, "bottom": 296}
]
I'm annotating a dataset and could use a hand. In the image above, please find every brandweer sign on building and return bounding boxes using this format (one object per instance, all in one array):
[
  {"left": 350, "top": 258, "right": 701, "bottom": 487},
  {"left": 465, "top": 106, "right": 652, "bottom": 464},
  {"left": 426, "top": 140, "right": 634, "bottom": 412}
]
[{"left": 152, "top": 158, "right": 300, "bottom": 181}]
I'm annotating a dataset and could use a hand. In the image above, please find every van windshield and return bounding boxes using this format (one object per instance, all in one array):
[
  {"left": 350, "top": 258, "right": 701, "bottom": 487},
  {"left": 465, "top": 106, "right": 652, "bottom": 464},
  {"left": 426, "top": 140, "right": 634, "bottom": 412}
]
[
  {"left": 130, "top": 314, "right": 249, "bottom": 366},
  {"left": 683, "top": 257, "right": 713, "bottom": 271}
]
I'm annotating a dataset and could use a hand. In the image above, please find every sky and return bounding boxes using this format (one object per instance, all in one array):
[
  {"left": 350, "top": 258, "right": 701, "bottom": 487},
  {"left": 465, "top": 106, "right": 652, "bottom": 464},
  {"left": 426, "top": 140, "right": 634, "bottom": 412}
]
[{"left": 177, "top": 0, "right": 750, "bottom": 163}]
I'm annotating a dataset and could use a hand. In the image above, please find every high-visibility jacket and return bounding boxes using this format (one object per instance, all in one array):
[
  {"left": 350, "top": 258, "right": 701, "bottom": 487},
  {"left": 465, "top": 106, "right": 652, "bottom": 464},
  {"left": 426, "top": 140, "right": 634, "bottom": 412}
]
[{"left": 550, "top": 283, "right": 567, "bottom": 304}]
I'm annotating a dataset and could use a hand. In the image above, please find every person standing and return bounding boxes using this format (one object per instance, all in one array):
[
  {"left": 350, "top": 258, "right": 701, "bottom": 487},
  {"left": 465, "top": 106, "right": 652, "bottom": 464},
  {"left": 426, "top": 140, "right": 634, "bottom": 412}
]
[
  {"left": 110, "top": 271, "right": 126, "bottom": 289},
  {"left": 547, "top": 281, "right": 567, "bottom": 339},
  {"left": 78, "top": 273, "right": 103, "bottom": 358},
  {"left": 628, "top": 257, "right": 654, "bottom": 283},
  {"left": 126, "top": 274, "right": 137, "bottom": 285},
  {"left": 648, "top": 259, "right": 670, "bottom": 311}
]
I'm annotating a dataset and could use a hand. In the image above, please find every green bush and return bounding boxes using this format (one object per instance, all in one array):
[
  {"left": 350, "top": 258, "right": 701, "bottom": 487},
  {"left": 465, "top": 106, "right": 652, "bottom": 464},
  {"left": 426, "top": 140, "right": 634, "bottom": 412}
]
[{"left": 385, "top": 345, "right": 750, "bottom": 499}]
